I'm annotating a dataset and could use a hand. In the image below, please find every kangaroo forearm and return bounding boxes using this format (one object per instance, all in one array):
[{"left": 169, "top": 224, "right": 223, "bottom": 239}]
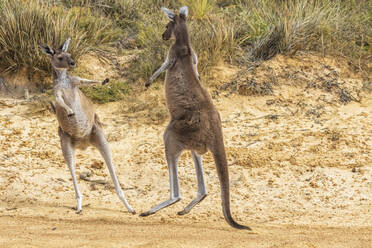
[
  {"left": 74, "top": 77, "right": 101, "bottom": 86},
  {"left": 190, "top": 49, "right": 200, "bottom": 79},
  {"left": 149, "top": 67, "right": 165, "bottom": 83},
  {"left": 55, "top": 96, "right": 72, "bottom": 112},
  {"left": 192, "top": 50, "right": 198, "bottom": 65},
  {"left": 193, "top": 63, "right": 199, "bottom": 73},
  {"left": 148, "top": 57, "right": 175, "bottom": 83},
  {"left": 192, "top": 54, "right": 200, "bottom": 79},
  {"left": 55, "top": 89, "right": 72, "bottom": 113}
]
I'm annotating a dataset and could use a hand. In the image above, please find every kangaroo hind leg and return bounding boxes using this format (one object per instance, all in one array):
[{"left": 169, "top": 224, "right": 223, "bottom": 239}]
[
  {"left": 59, "top": 128, "right": 82, "bottom": 213},
  {"left": 140, "top": 129, "right": 183, "bottom": 217},
  {"left": 90, "top": 125, "right": 135, "bottom": 214},
  {"left": 178, "top": 151, "right": 207, "bottom": 215}
]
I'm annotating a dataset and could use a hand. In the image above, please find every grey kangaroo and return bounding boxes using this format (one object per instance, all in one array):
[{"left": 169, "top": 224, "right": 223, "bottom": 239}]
[
  {"left": 141, "top": 6, "right": 250, "bottom": 230},
  {"left": 40, "top": 38, "right": 135, "bottom": 214}
]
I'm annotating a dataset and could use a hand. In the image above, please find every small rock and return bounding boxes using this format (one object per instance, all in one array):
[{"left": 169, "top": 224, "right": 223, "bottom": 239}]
[{"left": 79, "top": 171, "right": 91, "bottom": 180}]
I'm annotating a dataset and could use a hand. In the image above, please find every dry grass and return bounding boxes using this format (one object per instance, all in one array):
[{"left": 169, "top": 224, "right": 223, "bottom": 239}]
[
  {"left": 0, "top": 0, "right": 120, "bottom": 74},
  {"left": 234, "top": 0, "right": 371, "bottom": 64},
  {"left": 180, "top": 0, "right": 215, "bottom": 19},
  {"left": 0, "top": 0, "right": 370, "bottom": 100},
  {"left": 130, "top": 0, "right": 370, "bottom": 83},
  {"left": 130, "top": 3, "right": 237, "bottom": 82}
]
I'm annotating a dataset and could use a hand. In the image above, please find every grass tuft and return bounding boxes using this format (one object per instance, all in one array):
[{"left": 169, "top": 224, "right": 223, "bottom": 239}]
[
  {"left": 180, "top": 0, "right": 215, "bottom": 19},
  {"left": 0, "top": 0, "right": 120, "bottom": 75},
  {"left": 234, "top": 0, "right": 371, "bottom": 63},
  {"left": 80, "top": 80, "right": 130, "bottom": 104}
]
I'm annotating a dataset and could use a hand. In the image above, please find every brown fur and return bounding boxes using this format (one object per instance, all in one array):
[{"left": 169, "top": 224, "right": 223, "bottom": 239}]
[{"left": 144, "top": 10, "right": 250, "bottom": 229}]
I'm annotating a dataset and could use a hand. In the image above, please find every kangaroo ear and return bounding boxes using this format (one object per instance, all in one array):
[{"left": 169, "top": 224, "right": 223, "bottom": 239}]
[
  {"left": 59, "top": 38, "right": 71, "bottom": 52},
  {"left": 161, "top": 7, "right": 175, "bottom": 20},
  {"left": 179, "top": 6, "right": 188, "bottom": 19},
  {"left": 39, "top": 43, "right": 55, "bottom": 57}
]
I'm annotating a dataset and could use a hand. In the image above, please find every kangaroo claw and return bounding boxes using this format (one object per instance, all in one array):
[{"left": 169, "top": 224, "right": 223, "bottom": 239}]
[{"left": 102, "top": 78, "right": 109, "bottom": 85}]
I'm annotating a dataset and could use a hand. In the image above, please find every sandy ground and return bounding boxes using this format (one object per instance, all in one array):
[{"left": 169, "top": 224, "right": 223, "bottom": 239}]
[{"left": 0, "top": 53, "right": 371, "bottom": 247}]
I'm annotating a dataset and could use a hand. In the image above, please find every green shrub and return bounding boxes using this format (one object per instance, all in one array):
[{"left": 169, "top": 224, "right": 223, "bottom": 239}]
[{"left": 80, "top": 80, "right": 130, "bottom": 104}]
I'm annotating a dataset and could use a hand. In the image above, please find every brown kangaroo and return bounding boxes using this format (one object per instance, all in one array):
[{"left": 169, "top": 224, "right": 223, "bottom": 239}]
[
  {"left": 140, "top": 6, "right": 250, "bottom": 230},
  {"left": 40, "top": 38, "right": 135, "bottom": 214}
]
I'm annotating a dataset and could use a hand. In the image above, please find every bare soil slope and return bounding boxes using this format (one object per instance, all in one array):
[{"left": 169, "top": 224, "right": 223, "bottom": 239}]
[{"left": 0, "top": 53, "right": 371, "bottom": 247}]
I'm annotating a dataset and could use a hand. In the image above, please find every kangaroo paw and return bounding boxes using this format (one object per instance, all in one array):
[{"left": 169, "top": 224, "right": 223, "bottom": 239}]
[{"left": 102, "top": 78, "right": 109, "bottom": 85}]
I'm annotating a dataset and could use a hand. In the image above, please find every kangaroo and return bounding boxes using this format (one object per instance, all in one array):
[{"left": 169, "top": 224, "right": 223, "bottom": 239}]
[
  {"left": 40, "top": 38, "right": 135, "bottom": 214},
  {"left": 140, "top": 7, "right": 250, "bottom": 230}
]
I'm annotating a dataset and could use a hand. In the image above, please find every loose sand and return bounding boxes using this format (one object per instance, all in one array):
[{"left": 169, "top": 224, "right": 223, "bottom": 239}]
[{"left": 0, "top": 53, "right": 371, "bottom": 247}]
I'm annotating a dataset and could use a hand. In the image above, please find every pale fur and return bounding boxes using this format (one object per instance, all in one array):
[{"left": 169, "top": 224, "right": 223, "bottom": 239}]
[{"left": 41, "top": 39, "right": 134, "bottom": 214}]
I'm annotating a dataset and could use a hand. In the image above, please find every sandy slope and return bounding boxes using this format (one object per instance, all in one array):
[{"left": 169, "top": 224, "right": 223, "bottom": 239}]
[{"left": 0, "top": 53, "right": 371, "bottom": 247}]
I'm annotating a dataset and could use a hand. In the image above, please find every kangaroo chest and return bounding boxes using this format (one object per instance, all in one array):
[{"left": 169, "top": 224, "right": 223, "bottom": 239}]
[
  {"left": 55, "top": 86, "right": 95, "bottom": 138},
  {"left": 165, "top": 67, "right": 211, "bottom": 111}
]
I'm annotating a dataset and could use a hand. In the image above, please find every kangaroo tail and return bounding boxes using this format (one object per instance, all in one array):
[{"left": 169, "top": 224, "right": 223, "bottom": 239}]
[
  {"left": 49, "top": 101, "right": 56, "bottom": 114},
  {"left": 210, "top": 136, "right": 251, "bottom": 230}
]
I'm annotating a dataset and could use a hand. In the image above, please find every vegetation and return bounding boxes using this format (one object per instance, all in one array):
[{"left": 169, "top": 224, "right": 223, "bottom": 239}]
[
  {"left": 80, "top": 80, "right": 130, "bottom": 104},
  {"left": 0, "top": 0, "right": 370, "bottom": 102},
  {"left": 233, "top": 0, "right": 371, "bottom": 62},
  {"left": 0, "top": 0, "right": 120, "bottom": 74}
]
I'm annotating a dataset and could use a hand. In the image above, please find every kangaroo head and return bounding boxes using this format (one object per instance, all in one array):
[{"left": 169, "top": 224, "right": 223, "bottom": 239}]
[
  {"left": 161, "top": 6, "right": 189, "bottom": 41},
  {"left": 40, "top": 38, "right": 76, "bottom": 69}
]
